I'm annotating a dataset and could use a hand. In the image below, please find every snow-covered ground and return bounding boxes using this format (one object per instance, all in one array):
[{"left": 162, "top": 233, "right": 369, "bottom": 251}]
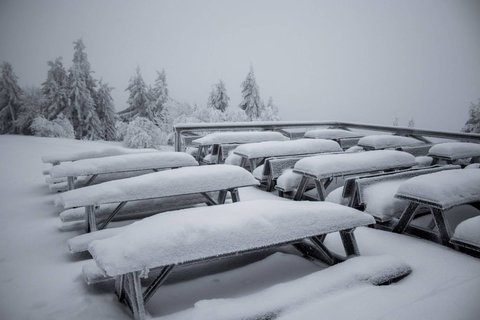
[{"left": 1, "top": 135, "right": 480, "bottom": 319}]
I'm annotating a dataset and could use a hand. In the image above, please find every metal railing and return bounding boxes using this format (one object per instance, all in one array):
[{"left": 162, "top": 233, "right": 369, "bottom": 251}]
[{"left": 174, "top": 120, "right": 480, "bottom": 151}]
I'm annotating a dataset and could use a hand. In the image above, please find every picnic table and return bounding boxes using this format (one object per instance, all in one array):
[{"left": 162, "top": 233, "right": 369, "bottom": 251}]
[
  {"left": 304, "top": 128, "right": 363, "bottom": 149},
  {"left": 428, "top": 142, "right": 480, "bottom": 165}
]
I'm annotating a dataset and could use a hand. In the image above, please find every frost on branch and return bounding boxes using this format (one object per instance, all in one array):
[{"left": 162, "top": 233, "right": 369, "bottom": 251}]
[{"left": 123, "top": 117, "right": 167, "bottom": 149}]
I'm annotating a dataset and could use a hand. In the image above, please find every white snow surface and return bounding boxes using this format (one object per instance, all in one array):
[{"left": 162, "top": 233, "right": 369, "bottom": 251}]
[
  {"left": 452, "top": 216, "right": 480, "bottom": 247},
  {"left": 50, "top": 152, "right": 198, "bottom": 178},
  {"left": 362, "top": 179, "right": 410, "bottom": 221},
  {"left": 3, "top": 135, "right": 480, "bottom": 320},
  {"left": 233, "top": 139, "right": 342, "bottom": 159},
  {"left": 414, "top": 156, "right": 433, "bottom": 167},
  {"left": 304, "top": 128, "right": 362, "bottom": 140},
  {"left": 294, "top": 150, "right": 416, "bottom": 179},
  {"left": 56, "top": 164, "right": 258, "bottom": 208},
  {"left": 42, "top": 146, "right": 157, "bottom": 163},
  {"left": 358, "top": 135, "right": 425, "bottom": 149},
  {"left": 224, "top": 153, "right": 243, "bottom": 166},
  {"left": 325, "top": 187, "right": 349, "bottom": 205},
  {"left": 252, "top": 164, "right": 264, "bottom": 180},
  {"left": 396, "top": 169, "right": 480, "bottom": 209},
  {"left": 428, "top": 142, "right": 480, "bottom": 160},
  {"left": 275, "top": 169, "right": 312, "bottom": 192},
  {"left": 89, "top": 200, "right": 375, "bottom": 276},
  {"left": 192, "top": 131, "right": 288, "bottom": 145},
  {"left": 465, "top": 163, "right": 480, "bottom": 169}
]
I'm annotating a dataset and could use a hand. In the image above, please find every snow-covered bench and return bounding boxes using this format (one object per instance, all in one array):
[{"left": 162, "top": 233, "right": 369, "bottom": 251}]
[
  {"left": 451, "top": 216, "right": 480, "bottom": 254},
  {"left": 290, "top": 150, "right": 416, "bottom": 201},
  {"left": 393, "top": 169, "right": 480, "bottom": 246},
  {"left": 233, "top": 139, "right": 342, "bottom": 171},
  {"left": 41, "top": 146, "right": 157, "bottom": 166},
  {"left": 428, "top": 142, "right": 480, "bottom": 165},
  {"left": 203, "top": 143, "right": 239, "bottom": 164},
  {"left": 55, "top": 164, "right": 259, "bottom": 232},
  {"left": 84, "top": 200, "right": 375, "bottom": 320},
  {"left": 191, "top": 131, "right": 288, "bottom": 162},
  {"left": 304, "top": 128, "right": 363, "bottom": 149},
  {"left": 49, "top": 152, "right": 198, "bottom": 190},
  {"left": 339, "top": 165, "right": 459, "bottom": 226},
  {"left": 357, "top": 135, "right": 430, "bottom": 155}
]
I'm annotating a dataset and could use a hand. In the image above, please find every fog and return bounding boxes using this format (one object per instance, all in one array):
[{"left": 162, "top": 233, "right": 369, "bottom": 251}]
[{"left": 1, "top": 0, "right": 479, "bottom": 131}]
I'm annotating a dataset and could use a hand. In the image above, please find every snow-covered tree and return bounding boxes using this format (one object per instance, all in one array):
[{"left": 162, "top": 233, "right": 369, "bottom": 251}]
[
  {"left": 0, "top": 62, "right": 24, "bottom": 134},
  {"left": 123, "top": 116, "right": 167, "bottom": 148},
  {"left": 146, "top": 70, "right": 169, "bottom": 125},
  {"left": 258, "top": 97, "right": 280, "bottom": 121},
  {"left": 392, "top": 117, "right": 399, "bottom": 127},
  {"left": 67, "top": 39, "right": 102, "bottom": 139},
  {"left": 30, "top": 113, "right": 74, "bottom": 139},
  {"left": 95, "top": 81, "right": 117, "bottom": 140},
  {"left": 208, "top": 80, "right": 229, "bottom": 112},
  {"left": 408, "top": 118, "right": 415, "bottom": 128},
  {"left": 463, "top": 100, "right": 480, "bottom": 133},
  {"left": 239, "top": 67, "right": 263, "bottom": 120},
  {"left": 119, "top": 67, "right": 150, "bottom": 121},
  {"left": 16, "top": 86, "right": 43, "bottom": 134},
  {"left": 42, "top": 57, "right": 69, "bottom": 120}
]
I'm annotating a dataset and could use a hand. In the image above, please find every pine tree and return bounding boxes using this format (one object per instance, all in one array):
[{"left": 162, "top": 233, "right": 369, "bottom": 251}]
[
  {"left": 119, "top": 67, "right": 150, "bottom": 121},
  {"left": 259, "top": 96, "right": 280, "bottom": 121},
  {"left": 146, "top": 70, "right": 169, "bottom": 125},
  {"left": 67, "top": 39, "right": 102, "bottom": 139},
  {"left": 17, "top": 86, "right": 43, "bottom": 134},
  {"left": 95, "top": 81, "right": 117, "bottom": 140},
  {"left": 208, "top": 80, "right": 229, "bottom": 112},
  {"left": 239, "top": 67, "right": 263, "bottom": 120},
  {"left": 0, "top": 62, "right": 24, "bottom": 134},
  {"left": 42, "top": 57, "right": 69, "bottom": 120},
  {"left": 462, "top": 100, "right": 480, "bottom": 133},
  {"left": 408, "top": 118, "right": 415, "bottom": 128}
]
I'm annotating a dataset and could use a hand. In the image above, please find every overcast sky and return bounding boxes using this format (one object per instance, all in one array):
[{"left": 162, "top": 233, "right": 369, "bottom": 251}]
[{"left": 1, "top": 0, "right": 479, "bottom": 131}]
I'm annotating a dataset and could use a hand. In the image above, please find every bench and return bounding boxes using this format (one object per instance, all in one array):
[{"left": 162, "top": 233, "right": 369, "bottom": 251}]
[
  {"left": 451, "top": 215, "right": 480, "bottom": 254},
  {"left": 393, "top": 169, "right": 480, "bottom": 246},
  {"left": 191, "top": 131, "right": 288, "bottom": 162},
  {"left": 85, "top": 199, "right": 375, "bottom": 320},
  {"left": 41, "top": 146, "right": 157, "bottom": 166},
  {"left": 49, "top": 152, "right": 198, "bottom": 190},
  {"left": 233, "top": 139, "right": 342, "bottom": 172},
  {"left": 55, "top": 164, "right": 259, "bottom": 233},
  {"left": 203, "top": 143, "right": 239, "bottom": 164},
  {"left": 290, "top": 150, "right": 416, "bottom": 201},
  {"left": 304, "top": 128, "right": 363, "bottom": 149},
  {"left": 340, "top": 165, "right": 459, "bottom": 226},
  {"left": 428, "top": 142, "right": 480, "bottom": 165},
  {"left": 357, "top": 135, "right": 430, "bottom": 155}
]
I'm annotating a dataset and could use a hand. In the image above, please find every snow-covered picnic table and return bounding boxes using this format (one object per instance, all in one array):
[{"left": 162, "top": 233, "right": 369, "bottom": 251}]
[
  {"left": 233, "top": 139, "right": 342, "bottom": 171},
  {"left": 49, "top": 152, "right": 198, "bottom": 190},
  {"left": 357, "top": 135, "right": 429, "bottom": 155},
  {"left": 304, "top": 128, "right": 363, "bottom": 149},
  {"left": 56, "top": 164, "right": 259, "bottom": 232},
  {"left": 288, "top": 150, "right": 416, "bottom": 201},
  {"left": 393, "top": 169, "right": 480, "bottom": 246},
  {"left": 191, "top": 131, "right": 288, "bottom": 162},
  {"left": 85, "top": 199, "right": 377, "bottom": 320},
  {"left": 41, "top": 146, "right": 157, "bottom": 165},
  {"left": 428, "top": 142, "right": 480, "bottom": 164}
]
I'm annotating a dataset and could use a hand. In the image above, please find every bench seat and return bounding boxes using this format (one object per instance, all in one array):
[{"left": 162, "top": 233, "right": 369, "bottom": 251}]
[
  {"left": 357, "top": 135, "right": 426, "bottom": 150},
  {"left": 428, "top": 142, "right": 480, "bottom": 163},
  {"left": 451, "top": 215, "right": 480, "bottom": 252},
  {"left": 393, "top": 169, "right": 480, "bottom": 246},
  {"left": 192, "top": 131, "right": 288, "bottom": 146},
  {"left": 86, "top": 200, "right": 374, "bottom": 319}
]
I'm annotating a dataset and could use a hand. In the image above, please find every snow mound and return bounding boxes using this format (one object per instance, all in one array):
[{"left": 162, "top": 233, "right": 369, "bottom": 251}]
[
  {"left": 192, "top": 131, "right": 288, "bottom": 145},
  {"left": 88, "top": 200, "right": 375, "bottom": 276},
  {"left": 294, "top": 150, "right": 416, "bottom": 179},
  {"left": 160, "top": 255, "right": 411, "bottom": 320},
  {"left": 224, "top": 153, "right": 243, "bottom": 166},
  {"left": 253, "top": 164, "right": 264, "bottom": 180},
  {"left": 452, "top": 216, "right": 480, "bottom": 247},
  {"left": 465, "top": 163, "right": 480, "bottom": 169},
  {"left": 396, "top": 169, "right": 480, "bottom": 209},
  {"left": 233, "top": 139, "right": 341, "bottom": 159},
  {"left": 276, "top": 169, "right": 314, "bottom": 192},
  {"left": 414, "top": 156, "right": 433, "bottom": 167},
  {"left": 428, "top": 142, "right": 480, "bottom": 160},
  {"left": 304, "top": 128, "right": 362, "bottom": 140},
  {"left": 42, "top": 146, "right": 157, "bottom": 164},
  {"left": 50, "top": 152, "right": 197, "bottom": 178},
  {"left": 358, "top": 135, "right": 424, "bottom": 150},
  {"left": 56, "top": 164, "right": 258, "bottom": 208},
  {"left": 325, "top": 187, "right": 349, "bottom": 205}
]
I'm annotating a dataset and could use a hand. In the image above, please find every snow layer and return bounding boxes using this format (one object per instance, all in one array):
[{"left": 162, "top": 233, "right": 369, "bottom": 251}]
[
  {"left": 89, "top": 200, "right": 374, "bottom": 276},
  {"left": 224, "top": 153, "right": 243, "bottom": 166},
  {"left": 252, "top": 164, "right": 264, "bottom": 180},
  {"left": 452, "top": 216, "right": 480, "bottom": 247},
  {"left": 161, "top": 255, "right": 410, "bottom": 320},
  {"left": 275, "top": 169, "right": 312, "bottom": 192},
  {"left": 414, "top": 156, "right": 433, "bottom": 167},
  {"left": 324, "top": 187, "right": 349, "bottom": 205},
  {"left": 465, "top": 163, "right": 480, "bottom": 169},
  {"left": 304, "top": 128, "right": 362, "bottom": 140},
  {"left": 192, "top": 131, "right": 288, "bottom": 145},
  {"left": 396, "top": 169, "right": 480, "bottom": 209},
  {"left": 56, "top": 164, "right": 258, "bottom": 208},
  {"left": 358, "top": 135, "right": 425, "bottom": 150},
  {"left": 294, "top": 150, "right": 416, "bottom": 179},
  {"left": 42, "top": 146, "right": 157, "bottom": 164},
  {"left": 362, "top": 179, "right": 410, "bottom": 221},
  {"left": 428, "top": 142, "right": 480, "bottom": 160},
  {"left": 233, "top": 139, "right": 342, "bottom": 159},
  {"left": 50, "top": 152, "right": 197, "bottom": 178}
]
